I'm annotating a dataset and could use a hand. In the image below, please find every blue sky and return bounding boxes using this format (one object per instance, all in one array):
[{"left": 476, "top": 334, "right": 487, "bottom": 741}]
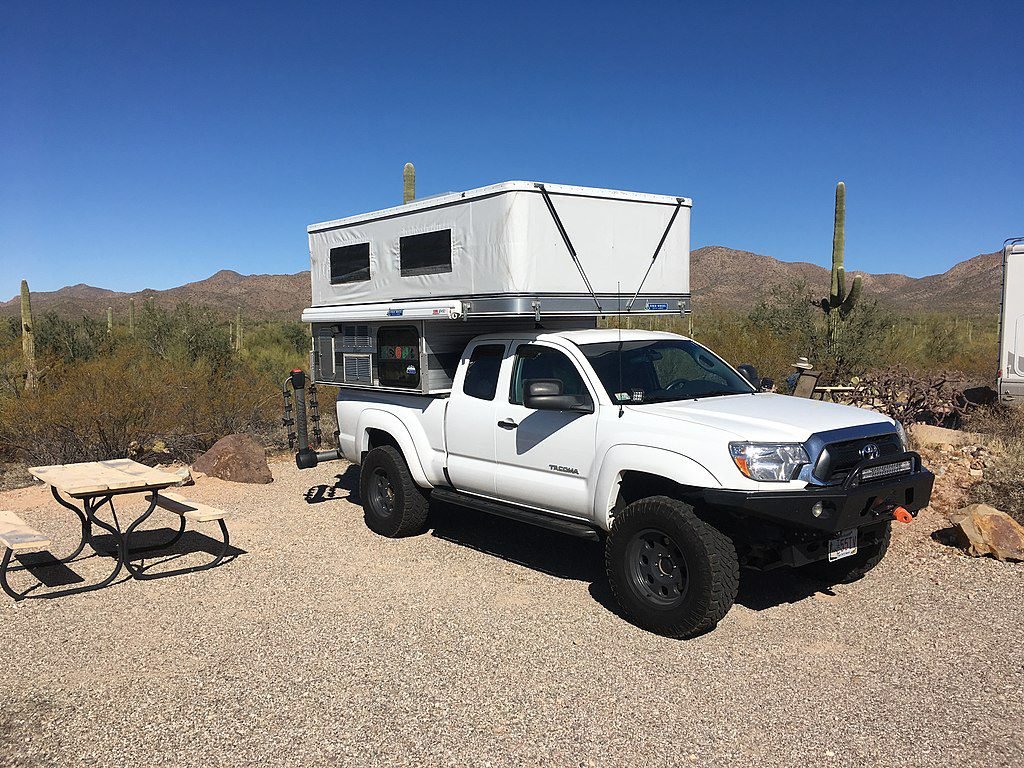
[{"left": 1, "top": 1, "right": 1021, "bottom": 298}]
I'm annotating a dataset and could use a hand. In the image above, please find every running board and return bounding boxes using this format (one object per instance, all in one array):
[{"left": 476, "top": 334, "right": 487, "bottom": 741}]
[{"left": 430, "top": 487, "right": 602, "bottom": 541}]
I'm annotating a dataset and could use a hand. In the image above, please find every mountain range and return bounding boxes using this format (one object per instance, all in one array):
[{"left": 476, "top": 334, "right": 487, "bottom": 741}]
[{"left": 1, "top": 246, "right": 1002, "bottom": 321}]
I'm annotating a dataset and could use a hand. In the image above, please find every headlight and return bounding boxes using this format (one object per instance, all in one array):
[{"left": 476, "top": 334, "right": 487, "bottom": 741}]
[
  {"left": 894, "top": 420, "right": 909, "bottom": 452},
  {"left": 729, "top": 442, "right": 809, "bottom": 482}
]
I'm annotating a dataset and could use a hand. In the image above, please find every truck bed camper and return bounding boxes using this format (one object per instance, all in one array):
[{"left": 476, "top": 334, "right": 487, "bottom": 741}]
[{"left": 301, "top": 181, "right": 692, "bottom": 394}]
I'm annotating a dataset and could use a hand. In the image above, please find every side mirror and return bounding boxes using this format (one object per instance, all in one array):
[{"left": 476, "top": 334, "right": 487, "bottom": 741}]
[
  {"left": 737, "top": 364, "right": 760, "bottom": 389},
  {"left": 524, "top": 379, "right": 594, "bottom": 413}
]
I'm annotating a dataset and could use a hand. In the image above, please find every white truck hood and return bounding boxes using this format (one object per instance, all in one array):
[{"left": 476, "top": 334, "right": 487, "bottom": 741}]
[{"left": 626, "top": 393, "right": 895, "bottom": 443}]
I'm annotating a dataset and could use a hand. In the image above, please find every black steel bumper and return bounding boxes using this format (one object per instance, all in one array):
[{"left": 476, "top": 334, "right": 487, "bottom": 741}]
[{"left": 702, "top": 451, "right": 935, "bottom": 535}]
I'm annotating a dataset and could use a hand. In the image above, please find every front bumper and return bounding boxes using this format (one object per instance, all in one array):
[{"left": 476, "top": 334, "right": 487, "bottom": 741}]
[{"left": 702, "top": 451, "right": 935, "bottom": 534}]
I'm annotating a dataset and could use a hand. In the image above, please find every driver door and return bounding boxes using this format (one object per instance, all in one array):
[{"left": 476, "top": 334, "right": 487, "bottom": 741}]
[{"left": 493, "top": 343, "right": 599, "bottom": 517}]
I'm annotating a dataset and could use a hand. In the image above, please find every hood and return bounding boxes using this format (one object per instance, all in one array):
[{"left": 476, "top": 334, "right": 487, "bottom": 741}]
[{"left": 627, "top": 393, "right": 895, "bottom": 443}]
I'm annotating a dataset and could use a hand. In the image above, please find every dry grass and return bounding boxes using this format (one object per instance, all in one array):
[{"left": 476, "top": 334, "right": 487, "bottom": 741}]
[
  {"left": 963, "top": 405, "right": 1024, "bottom": 524},
  {"left": 0, "top": 348, "right": 284, "bottom": 467}
]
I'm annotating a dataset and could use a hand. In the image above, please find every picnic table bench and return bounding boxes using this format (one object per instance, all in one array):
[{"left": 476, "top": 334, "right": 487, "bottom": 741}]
[{"left": 0, "top": 459, "right": 231, "bottom": 601}]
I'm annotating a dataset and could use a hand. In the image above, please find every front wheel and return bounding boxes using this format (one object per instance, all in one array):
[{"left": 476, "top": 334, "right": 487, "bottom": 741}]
[
  {"left": 605, "top": 496, "right": 739, "bottom": 638},
  {"left": 359, "top": 445, "right": 430, "bottom": 538}
]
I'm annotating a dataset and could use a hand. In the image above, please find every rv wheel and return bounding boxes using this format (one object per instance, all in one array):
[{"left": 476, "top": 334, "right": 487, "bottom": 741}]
[
  {"left": 359, "top": 446, "right": 430, "bottom": 537},
  {"left": 605, "top": 496, "right": 739, "bottom": 638}
]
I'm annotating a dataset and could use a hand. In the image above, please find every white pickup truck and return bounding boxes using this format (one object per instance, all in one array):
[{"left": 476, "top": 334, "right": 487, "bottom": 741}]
[{"left": 328, "top": 327, "right": 934, "bottom": 637}]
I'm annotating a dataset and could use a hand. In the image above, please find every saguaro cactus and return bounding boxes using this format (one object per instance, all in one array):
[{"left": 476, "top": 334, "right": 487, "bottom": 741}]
[
  {"left": 403, "top": 162, "right": 415, "bottom": 204},
  {"left": 129, "top": 298, "right": 136, "bottom": 336},
  {"left": 107, "top": 306, "right": 113, "bottom": 334},
  {"left": 20, "top": 280, "right": 37, "bottom": 392},
  {"left": 820, "top": 181, "right": 861, "bottom": 353},
  {"left": 235, "top": 307, "right": 243, "bottom": 351}
]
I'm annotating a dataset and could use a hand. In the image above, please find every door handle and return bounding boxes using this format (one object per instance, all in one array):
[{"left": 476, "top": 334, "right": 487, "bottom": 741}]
[{"left": 497, "top": 418, "right": 518, "bottom": 429}]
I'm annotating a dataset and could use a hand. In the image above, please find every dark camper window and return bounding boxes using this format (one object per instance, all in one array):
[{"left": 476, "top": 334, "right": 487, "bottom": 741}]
[
  {"left": 378, "top": 326, "right": 420, "bottom": 388},
  {"left": 330, "top": 243, "right": 371, "bottom": 284},
  {"left": 400, "top": 230, "right": 452, "bottom": 276}
]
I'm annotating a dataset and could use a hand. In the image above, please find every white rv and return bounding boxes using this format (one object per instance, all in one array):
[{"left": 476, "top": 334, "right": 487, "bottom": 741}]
[
  {"left": 998, "top": 237, "right": 1024, "bottom": 404},
  {"left": 289, "top": 180, "right": 934, "bottom": 638}
]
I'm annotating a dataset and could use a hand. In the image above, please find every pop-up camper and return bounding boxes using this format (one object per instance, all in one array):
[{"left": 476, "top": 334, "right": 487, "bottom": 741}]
[
  {"left": 998, "top": 237, "right": 1024, "bottom": 404},
  {"left": 301, "top": 181, "right": 692, "bottom": 394}
]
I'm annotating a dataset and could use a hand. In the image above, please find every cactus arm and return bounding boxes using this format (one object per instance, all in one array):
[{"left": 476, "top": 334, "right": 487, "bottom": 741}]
[{"left": 838, "top": 274, "right": 862, "bottom": 318}]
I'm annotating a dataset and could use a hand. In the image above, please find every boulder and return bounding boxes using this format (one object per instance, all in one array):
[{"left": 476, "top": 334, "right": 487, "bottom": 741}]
[
  {"left": 908, "top": 424, "right": 983, "bottom": 451},
  {"left": 948, "top": 504, "right": 1024, "bottom": 562},
  {"left": 192, "top": 434, "right": 273, "bottom": 484}
]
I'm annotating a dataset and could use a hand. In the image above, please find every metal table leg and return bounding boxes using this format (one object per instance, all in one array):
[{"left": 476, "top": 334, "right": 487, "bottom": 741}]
[{"left": 0, "top": 492, "right": 126, "bottom": 600}]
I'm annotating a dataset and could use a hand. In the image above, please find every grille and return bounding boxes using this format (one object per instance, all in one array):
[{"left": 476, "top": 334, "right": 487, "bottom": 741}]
[
  {"left": 342, "top": 353, "right": 372, "bottom": 384},
  {"left": 816, "top": 433, "right": 903, "bottom": 483}
]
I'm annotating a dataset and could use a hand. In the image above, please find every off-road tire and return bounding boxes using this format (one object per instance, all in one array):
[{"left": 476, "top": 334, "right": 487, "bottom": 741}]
[
  {"left": 605, "top": 496, "right": 739, "bottom": 638},
  {"left": 359, "top": 445, "right": 430, "bottom": 538},
  {"left": 806, "top": 521, "right": 891, "bottom": 585}
]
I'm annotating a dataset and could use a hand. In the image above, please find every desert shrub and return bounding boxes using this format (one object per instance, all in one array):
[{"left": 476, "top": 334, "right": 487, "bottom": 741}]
[
  {"left": 962, "top": 406, "right": 1024, "bottom": 523},
  {"left": 0, "top": 347, "right": 281, "bottom": 466},
  {"left": 748, "top": 281, "right": 890, "bottom": 383},
  {"left": 846, "top": 366, "right": 970, "bottom": 426},
  {"left": 239, "top": 321, "right": 310, "bottom": 379}
]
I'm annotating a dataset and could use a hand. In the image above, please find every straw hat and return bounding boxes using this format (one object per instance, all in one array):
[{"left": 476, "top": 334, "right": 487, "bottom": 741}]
[{"left": 792, "top": 357, "right": 813, "bottom": 370}]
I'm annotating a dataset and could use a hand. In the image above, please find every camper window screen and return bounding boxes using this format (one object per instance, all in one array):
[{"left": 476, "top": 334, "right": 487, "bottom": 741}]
[
  {"left": 377, "top": 326, "right": 420, "bottom": 388},
  {"left": 400, "top": 230, "right": 452, "bottom": 276},
  {"left": 330, "top": 243, "right": 371, "bottom": 284}
]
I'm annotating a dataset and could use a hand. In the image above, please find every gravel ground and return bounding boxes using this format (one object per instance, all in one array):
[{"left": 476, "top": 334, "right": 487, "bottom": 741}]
[{"left": 0, "top": 457, "right": 1022, "bottom": 768}]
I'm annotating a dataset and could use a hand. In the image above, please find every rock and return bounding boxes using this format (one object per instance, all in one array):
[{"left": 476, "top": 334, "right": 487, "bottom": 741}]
[
  {"left": 969, "top": 468, "right": 984, "bottom": 478},
  {"left": 909, "top": 424, "right": 983, "bottom": 451},
  {"left": 948, "top": 504, "right": 1024, "bottom": 562},
  {"left": 192, "top": 434, "right": 273, "bottom": 484}
]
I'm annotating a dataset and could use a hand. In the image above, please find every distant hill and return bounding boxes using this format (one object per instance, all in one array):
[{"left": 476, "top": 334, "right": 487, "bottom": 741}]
[
  {"left": 690, "top": 247, "right": 1001, "bottom": 314},
  {"left": 1, "top": 248, "right": 1003, "bottom": 321}
]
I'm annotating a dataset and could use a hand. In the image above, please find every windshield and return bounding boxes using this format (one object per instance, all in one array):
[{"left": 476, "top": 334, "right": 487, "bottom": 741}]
[{"left": 579, "top": 339, "right": 754, "bottom": 403}]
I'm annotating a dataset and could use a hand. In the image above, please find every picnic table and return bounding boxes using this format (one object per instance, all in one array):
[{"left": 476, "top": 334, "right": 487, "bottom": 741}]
[{"left": 0, "top": 459, "right": 229, "bottom": 600}]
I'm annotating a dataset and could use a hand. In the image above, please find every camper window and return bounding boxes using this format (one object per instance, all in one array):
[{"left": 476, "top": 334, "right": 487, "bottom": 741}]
[
  {"left": 330, "top": 243, "right": 371, "bottom": 284},
  {"left": 377, "top": 326, "right": 421, "bottom": 388},
  {"left": 463, "top": 344, "right": 505, "bottom": 401},
  {"left": 400, "top": 230, "right": 452, "bottom": 276}
]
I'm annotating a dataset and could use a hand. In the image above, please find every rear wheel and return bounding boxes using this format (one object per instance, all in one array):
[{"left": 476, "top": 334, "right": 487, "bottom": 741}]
[
  {"left": 806, "top": 522, "right": 891, "bottom": 584},
  {"left": 359, "top": 445, "right": 429, "bottom": 537},
  {"left": 606, "top": 496, "right": 739, "bottom": 638}
]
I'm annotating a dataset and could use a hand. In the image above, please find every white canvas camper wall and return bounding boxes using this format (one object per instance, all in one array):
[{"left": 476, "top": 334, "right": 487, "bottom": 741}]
[{"left": 301, "top": 181, "right": 693, "bottom": 393}]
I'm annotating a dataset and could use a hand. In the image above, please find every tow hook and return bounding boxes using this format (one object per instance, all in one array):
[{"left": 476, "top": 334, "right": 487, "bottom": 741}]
[{"left": 892, "top": 506, "right": 914, "bottom": 524}]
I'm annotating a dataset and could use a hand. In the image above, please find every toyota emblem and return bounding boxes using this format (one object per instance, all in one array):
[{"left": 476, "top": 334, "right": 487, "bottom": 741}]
[{"left": 859, "top": 442, "right": 880, "bottom": 460}]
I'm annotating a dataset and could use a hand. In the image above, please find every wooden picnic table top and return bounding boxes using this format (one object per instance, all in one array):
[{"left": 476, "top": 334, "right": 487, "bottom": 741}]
[{"left": 28, "top": 459, "right": 181, "bottom": 499}]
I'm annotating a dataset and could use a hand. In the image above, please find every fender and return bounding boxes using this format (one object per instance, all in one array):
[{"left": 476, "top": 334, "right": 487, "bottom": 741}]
[
  {"left": 356, "top": 408, "right": 432, "bottom": 488},
  {"left": 593, "top": 444, "right": 722, "bottom": 530}
]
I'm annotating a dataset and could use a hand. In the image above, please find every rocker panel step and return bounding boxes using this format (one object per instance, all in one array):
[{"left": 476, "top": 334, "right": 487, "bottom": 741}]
[{"left": 430, "top": 487, "right": 601, "bottom": 541}]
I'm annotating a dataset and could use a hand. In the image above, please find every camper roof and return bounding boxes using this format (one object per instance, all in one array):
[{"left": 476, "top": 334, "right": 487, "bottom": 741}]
[{"left": 308, "top": 181, "right": 692, "bottom": 234}]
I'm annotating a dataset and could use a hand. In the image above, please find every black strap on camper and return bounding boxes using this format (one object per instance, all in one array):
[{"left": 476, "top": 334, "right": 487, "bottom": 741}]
[
  {"left": 626, "top": 198, "right": 685, "bottom": 312},
  {"left": 536, "top": 184, "right": 603, "bottom": 312}
]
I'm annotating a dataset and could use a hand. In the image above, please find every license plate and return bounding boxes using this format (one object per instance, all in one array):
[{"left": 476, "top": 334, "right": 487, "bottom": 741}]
[{"left": 828, "top": 529, "right": 858, "bottom": 562}]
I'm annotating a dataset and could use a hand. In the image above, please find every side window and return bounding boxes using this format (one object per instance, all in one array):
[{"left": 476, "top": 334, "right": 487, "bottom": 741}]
[
  {"left": 510, "top": 345, "right": 588, "bottom": 405},
  {"left": 377, "top": 326, "right": 420, "bottom": 388},
  {"left": 462, "top": 344, "right": 505, "bottom": 401},
  {"left": 329, "top": 243, "right": 370, "bottom": 284},
  {"left": 400, "top": 230, "right": 452, "bottom": 276}
]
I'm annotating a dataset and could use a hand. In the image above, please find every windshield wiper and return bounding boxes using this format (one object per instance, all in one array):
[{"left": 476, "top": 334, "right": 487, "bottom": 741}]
[{"left": 690, "top": 390, "right": 748, "bottom": 400}]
